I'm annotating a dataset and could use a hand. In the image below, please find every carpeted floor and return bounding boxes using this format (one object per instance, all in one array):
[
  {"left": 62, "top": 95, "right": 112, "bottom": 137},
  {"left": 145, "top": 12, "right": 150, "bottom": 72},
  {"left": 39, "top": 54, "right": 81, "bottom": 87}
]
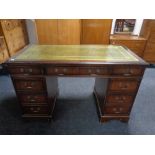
[{"left": 0, "top": 68, "right": 155, "bottom": 135}]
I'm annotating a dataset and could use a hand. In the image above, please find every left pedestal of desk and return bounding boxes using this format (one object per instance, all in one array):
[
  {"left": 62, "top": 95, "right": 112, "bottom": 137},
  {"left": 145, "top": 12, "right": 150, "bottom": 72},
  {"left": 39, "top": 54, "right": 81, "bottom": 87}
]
[{"left": 6, "top": 64, "right": 58, "bottom": 121}]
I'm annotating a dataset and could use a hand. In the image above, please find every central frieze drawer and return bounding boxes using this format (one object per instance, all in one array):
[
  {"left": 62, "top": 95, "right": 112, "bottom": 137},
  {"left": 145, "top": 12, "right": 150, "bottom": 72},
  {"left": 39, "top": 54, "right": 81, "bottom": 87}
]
[
  {"left": 8, "top": 66, "right": 43, "bottom": 75},
  {"left": 112, "top": 66, "right": 144, "bottom": 76},
  {"left": 13, "top": 78, "right": 46, "bottom": 91},
  {"left": 46, "top": 67, "right": 79, "bottom": 75},
  {"left": 79, "top": 67, "right": 109, "bottom": 75},
  {"left": 18, "top": 94, "right": 47, "bottom": 104},
  {"left": 109, "top": 79, "right": 140, "bottom": 92}
]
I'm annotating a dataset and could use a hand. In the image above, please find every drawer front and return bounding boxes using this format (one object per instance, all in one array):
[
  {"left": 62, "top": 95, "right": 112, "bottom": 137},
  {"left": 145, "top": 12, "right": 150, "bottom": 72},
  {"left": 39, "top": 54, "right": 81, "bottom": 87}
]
[
  {"left": 145, "top": 42, "right": 155, "bottom": 53},
  {"left": 104, "top": 106, "right": 130, "bottom": 114},
  {"left": 110, "top": 40, "right": 146, "bottom": 57},
  {"left": 13, "top": 79, "right": 45, "bottom": 91},
  {"left": 47, "top": 67, "right": 78, "bottom": 75},
  {"left": 112, "top": 66, "right": 143, "bottom": 76},
  {"left": 109, "top": 79, "right": 139, "bottom": 92},
  {"left": 23, "top": 105, "right": 49, "bottom": 114},
  {"left": 129, "top": 48, "right": 143, "bottom": 57},
  {"left": 107, "top": 95, "right": 133, "bottom": 105},
  {"left": 8, "top": 66, "right": 43, "bottom": 75},
  {"left": 79, "top": 67, "right": 109, "bottom": 75},
  {"left": 111, "top": 40, "right": 133, "bottom": 47},
  {"left": 18, "top": 94, "right": 47, "bottom": 104},
  {"left": 134, "top": 41, "right": 146, "bottom": 50},
  {"left": 111, "top": 40, "right": 145, "bottom": 48},
  {"left": 110, "top": 40, "right": 136, "bottom": 50}
]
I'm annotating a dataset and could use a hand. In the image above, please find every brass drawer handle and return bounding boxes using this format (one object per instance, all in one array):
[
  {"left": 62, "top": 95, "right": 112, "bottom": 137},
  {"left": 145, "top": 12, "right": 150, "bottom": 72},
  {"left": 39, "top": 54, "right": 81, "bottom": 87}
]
[
  {"left": 31, "top": 82, "right": 35, "bottom": 86},
  {"left": 119, "top": 82, "right": 129, "bottom": 89},
  {"left": 88, "top": 69, "right": 92, "bottom": 73},
  {"left": 30, "top": 99, "right": 36, "bottom": 102},
  {"left": 30, "top": 107, "right": 40, "bottom": 112},
  {"left": 96, "top": 69, "right": 100, "bottom": 73},
  {"left": 25, "top": 82, "right": 35, "bottom": 88},
  {"left": 113, "top": 108, "right": 120, "bottom": 113},
  {"left": 113, "top": 107, "right": 123, "bottom": 113},
  {"left": 129, "top": 70, "right": 134, "bottom": 74},
  {"left": 20, "top": 68, "right": 24, "bottom": 72},
  {"left": 120, "top": 84, "right": 128, "bottom": 89},
  {"left": 123, "top": 73, "right": 131, "bottom": 76},
  {"left": 58, "top": 74, "right": 64, "bottom": 76},
  {"left": 63, "top": 68, "right": 67, "bottom": 72},
  {"left": 54, "top": 68, "right": 58, "bottom": 72},
  {"left": 27, "top": 96, "right": 37, "bottom": 102},
  {"left": 114, "top": 111, "right": 120, "bottom": 114},
  {"left": 26, "top": 86, "right": 32, "bottom": 89},
  {"left": 115, "top": 96, "right": 126, "bottom": 102},
  {"left": 123, "top": 69, "right": 135, "bottom": 76},
  {"left": 28, "top": 68, "right": 33, "bottom": 73}
]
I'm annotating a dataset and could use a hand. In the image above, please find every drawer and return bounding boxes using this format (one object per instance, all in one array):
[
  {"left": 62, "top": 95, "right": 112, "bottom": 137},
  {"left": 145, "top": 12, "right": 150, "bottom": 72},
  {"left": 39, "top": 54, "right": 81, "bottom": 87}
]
[
  {"left": 8, "top": 66, "right": 43, "bottom": 75},
  {"left": 130, "top": 48, "right": 143, "bottom": 56},
  {"left": 46, "top": 67, "right": 78, "bottom": 75},
  {"left": 109, "top": 79, "right": 139, "bottom": 92},
  {"left": 110, "top": 40, "right": 133, "bottom": 48},
  {"left": 23, "top": 105, "right": 49, "bottom": 114},
  {"left": 79, "top": 67, "right": 109, "bottom": 75},
  {"left": 106, "top": 95, "right": 133, "bottom": 105},
  {"left": 104, "top": 106, "right": 130, "bottom": 114},
  {"left": 110, "top": 40, "right": 146, "bottom": 56},
  {"left": 13, "top": 78, "right": 45, "bottom": 91},
  {"left": 18, "top": 94, "right": 47, "bottom": 104},
  {"left": 131, "top": 45, "right": 145, "bottom": 52},
  {"left": 134, "top": 42, "right": 146, "bottom": 49},
  {"left": 112, "top": 66, "right": 143, "bottom": 76},
  {"left": 145, "top": 43, "right": 155, "bottom": 53},
  {"left": 130, "top": 50, "right": 143, "bottom": 57},
  {"left": 111, "top": 40, "right": 145, "bottom": 47}
]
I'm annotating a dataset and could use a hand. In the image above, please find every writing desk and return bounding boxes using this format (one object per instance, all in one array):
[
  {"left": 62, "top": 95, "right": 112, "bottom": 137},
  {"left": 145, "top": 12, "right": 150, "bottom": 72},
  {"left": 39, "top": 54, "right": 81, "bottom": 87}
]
[{"left": 5, "top": 45, "right": 148, "bottom": 122}]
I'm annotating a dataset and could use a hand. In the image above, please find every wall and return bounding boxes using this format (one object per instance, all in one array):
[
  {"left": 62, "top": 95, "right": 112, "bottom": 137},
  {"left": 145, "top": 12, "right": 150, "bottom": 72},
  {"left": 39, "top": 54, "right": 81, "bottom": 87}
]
[
  {"left": 25, "top": 19, "right": 38, "bottom": 44},
  {"left": 133, "top": 19, "right": 143, "bottom": 35},
  {"left": 26, "top": 19, "right": 144, "bottom": 44}
]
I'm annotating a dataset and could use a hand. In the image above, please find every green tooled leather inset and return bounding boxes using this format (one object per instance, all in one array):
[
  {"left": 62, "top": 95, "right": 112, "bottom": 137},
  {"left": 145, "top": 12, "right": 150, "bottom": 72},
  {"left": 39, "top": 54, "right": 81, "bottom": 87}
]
[{"left": 15, "top": 45, "right": 139, "bottom": 62}]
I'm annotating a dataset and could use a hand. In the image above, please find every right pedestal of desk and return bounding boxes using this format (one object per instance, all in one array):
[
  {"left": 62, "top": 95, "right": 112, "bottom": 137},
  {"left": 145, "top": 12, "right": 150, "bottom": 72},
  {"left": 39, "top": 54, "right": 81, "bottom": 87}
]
[{"left": 94, "top": 65, "right": 145, "bottom": 123}]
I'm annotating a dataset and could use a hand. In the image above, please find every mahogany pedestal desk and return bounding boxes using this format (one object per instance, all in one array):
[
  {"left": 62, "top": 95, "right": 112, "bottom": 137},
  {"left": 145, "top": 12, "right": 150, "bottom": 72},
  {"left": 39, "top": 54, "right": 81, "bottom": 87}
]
[{"left": 5, "top": 45, "right": 148, "bottom": 122}]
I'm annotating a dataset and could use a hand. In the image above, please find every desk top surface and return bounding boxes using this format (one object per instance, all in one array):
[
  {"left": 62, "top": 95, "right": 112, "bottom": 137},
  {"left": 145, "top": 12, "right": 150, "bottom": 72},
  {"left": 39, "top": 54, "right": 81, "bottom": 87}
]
[{"left": 8, "top": 45, "right": 146, "bottom": 64}]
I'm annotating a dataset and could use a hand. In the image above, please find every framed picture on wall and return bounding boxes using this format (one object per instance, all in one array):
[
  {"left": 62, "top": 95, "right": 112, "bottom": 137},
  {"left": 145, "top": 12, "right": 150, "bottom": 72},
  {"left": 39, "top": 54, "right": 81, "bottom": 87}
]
[{"left": 114, "top": 19, "right": 136, "bottom": 34}]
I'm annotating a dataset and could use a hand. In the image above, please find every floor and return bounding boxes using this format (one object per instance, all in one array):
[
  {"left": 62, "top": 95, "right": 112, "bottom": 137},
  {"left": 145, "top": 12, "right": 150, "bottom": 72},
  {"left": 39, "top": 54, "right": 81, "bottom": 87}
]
[{"left": 0, "top": 68, "right": 155, "bottom": 135}]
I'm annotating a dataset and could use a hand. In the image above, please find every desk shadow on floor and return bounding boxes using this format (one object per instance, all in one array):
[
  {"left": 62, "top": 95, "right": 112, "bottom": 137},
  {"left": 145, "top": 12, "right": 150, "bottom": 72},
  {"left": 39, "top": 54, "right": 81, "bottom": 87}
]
[{"left": 0, "top": 95, "right": 21, "bottom": 120}]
